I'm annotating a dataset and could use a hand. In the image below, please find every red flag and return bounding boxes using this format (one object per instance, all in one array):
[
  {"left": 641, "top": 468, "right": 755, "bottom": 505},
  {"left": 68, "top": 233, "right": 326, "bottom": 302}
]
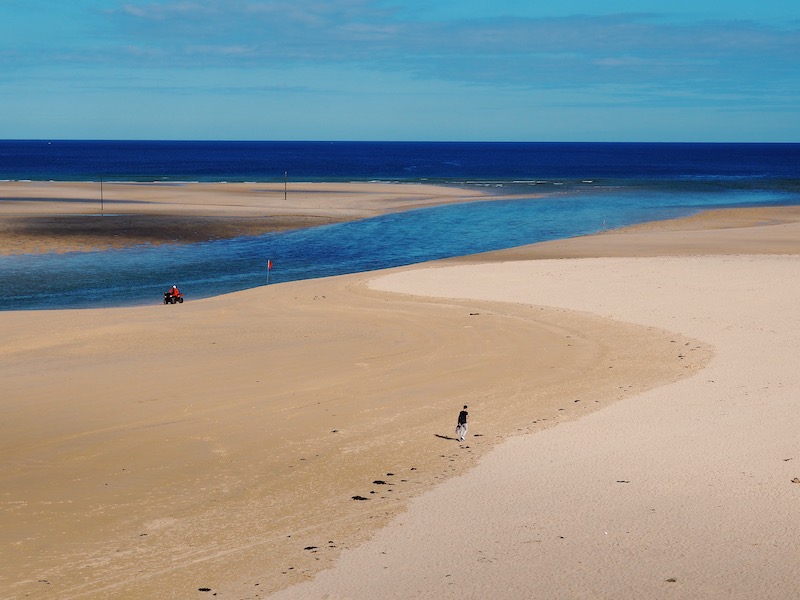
[{"left": 267, "top": 259, "right": 273, "bottom": 270}]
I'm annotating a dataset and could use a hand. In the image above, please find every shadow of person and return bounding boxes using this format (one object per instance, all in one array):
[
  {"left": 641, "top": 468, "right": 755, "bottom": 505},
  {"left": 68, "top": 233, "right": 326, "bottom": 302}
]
[{"left": 434, "top": 433, "right": 459, "bottom": 441}]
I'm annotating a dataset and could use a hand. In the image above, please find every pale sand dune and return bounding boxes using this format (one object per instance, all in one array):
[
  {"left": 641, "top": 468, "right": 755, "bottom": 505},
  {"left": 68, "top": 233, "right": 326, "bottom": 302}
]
[{"left": 268, "top": 217, "right": 800, "bottom": 599}]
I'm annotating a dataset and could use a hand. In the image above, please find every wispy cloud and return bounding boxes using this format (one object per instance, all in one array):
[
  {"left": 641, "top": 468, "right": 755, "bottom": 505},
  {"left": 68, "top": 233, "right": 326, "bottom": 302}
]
[
  {"left": 98, "top": 2, "right": 800, "bottom": 91},
  {"left": 5, "top": 0, "right": 798, "bottom": 98}
]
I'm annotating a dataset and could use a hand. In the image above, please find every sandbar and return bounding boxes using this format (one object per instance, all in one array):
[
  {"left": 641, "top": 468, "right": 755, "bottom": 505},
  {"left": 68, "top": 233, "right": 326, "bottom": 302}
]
[{"left": 0, "top": 180, "right": 496, "bottom": 255}]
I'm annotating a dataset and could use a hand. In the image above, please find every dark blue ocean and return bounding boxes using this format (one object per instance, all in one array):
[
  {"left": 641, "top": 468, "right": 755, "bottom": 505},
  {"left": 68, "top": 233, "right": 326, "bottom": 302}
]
[{"left": 1, "top": 141, "right": 799, "bottom": 310}]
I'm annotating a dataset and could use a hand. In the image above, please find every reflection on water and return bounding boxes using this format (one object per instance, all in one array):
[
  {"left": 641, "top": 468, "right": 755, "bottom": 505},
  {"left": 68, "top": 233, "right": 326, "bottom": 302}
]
[{"left": 0, "top": 189, "right": 797, "bottom": 311}]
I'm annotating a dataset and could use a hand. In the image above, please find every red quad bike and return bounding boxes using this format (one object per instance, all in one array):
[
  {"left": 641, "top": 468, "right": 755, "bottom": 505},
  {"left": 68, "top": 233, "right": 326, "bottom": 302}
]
[{"left": 163, "top": 290, "right": 184, "bottom": 304}]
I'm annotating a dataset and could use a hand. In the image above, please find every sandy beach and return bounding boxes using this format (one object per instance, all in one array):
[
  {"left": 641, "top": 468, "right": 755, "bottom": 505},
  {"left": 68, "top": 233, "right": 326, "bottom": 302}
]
[{"left": 2, "top": 185, "right": 800, "bottom": 599}]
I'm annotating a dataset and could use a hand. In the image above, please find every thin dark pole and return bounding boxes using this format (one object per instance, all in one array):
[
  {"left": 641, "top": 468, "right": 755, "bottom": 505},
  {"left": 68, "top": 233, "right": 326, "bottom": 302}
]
[
  {"left": 100, "top": 176, "right": 104, "bottom": 214},
  {"left": 284, "top": 171, "right": 287, "bottom": 202}
]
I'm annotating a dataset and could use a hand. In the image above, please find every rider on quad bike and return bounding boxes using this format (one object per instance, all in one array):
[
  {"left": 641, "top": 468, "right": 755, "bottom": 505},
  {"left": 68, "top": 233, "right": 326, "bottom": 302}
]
[{"left": 164, "top": 285, "right": 184, "bottom": 304}]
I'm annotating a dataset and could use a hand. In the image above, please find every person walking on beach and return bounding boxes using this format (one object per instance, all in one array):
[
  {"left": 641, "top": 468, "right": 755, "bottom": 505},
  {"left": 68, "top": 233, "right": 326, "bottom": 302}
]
[{"left": 456, "top": 405, "right": 468, "bottom": 442}]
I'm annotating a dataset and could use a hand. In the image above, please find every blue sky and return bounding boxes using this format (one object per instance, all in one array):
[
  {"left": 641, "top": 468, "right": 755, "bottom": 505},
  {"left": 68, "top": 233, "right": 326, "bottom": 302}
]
[{"left": 1, "top": 0, "right": 798, "bottom": 141}]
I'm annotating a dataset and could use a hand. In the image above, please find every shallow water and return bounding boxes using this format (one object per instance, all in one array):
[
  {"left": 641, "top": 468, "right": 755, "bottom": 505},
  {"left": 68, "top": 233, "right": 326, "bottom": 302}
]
[{"left": 1, "top": 187, "right": 797, "bottom": 311}]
